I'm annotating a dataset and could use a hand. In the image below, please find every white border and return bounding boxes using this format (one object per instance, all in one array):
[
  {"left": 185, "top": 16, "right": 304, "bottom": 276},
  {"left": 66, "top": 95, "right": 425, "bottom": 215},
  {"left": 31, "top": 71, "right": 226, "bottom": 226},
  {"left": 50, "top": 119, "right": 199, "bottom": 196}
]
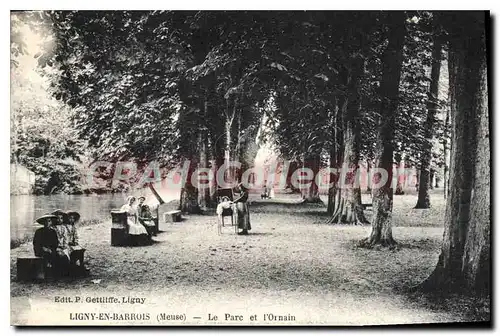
[{"left": 2, "top": 2, "right": 498, "bottom": 336}]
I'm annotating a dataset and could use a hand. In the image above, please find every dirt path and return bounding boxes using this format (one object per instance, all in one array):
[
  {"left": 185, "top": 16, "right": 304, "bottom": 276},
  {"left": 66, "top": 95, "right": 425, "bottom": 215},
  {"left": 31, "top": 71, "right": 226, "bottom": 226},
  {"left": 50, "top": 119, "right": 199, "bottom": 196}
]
[{"left": 11, "top": 201, "right": 464, "bottom": 325}]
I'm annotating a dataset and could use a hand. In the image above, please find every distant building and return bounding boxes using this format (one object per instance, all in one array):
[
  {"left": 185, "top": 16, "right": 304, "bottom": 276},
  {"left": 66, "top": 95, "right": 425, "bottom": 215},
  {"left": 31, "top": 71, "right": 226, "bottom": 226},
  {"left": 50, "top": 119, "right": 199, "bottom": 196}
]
[{"left": 10, "top": 164, "right": 35, "bottom": 195}]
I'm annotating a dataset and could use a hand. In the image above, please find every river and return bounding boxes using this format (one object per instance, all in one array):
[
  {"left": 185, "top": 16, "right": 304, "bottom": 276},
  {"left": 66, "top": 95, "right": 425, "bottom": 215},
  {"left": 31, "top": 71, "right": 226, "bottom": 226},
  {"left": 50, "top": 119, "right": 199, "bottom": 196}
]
[{"left": 10, "top": 188, "right": 180, "bottom": 245}]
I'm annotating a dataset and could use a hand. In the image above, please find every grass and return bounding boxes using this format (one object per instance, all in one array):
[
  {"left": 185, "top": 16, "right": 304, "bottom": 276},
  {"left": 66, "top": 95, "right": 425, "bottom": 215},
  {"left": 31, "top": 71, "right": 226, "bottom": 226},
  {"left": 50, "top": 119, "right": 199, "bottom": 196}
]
[{"left": 10, "top": 189, "right": 490, "bottom": 325}]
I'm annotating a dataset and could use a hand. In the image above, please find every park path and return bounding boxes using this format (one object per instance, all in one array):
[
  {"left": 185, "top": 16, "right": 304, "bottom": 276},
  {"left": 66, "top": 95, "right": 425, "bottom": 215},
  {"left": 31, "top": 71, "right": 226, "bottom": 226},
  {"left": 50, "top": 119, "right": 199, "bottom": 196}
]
[{"left": 11, "top": 202, "right": 460, "bottom": 325}]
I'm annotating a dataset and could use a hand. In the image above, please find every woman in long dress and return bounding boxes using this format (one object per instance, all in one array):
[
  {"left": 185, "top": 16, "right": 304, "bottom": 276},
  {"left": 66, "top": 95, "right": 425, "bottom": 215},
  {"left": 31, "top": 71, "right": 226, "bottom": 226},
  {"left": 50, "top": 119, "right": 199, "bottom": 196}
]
[
  {"left": 233, "top": 183, "right": 251, "bottom": 235},
  {"left": 65, "top": 211, "right": 88, "bottom": 273},
  {"left": 51, "top": 209, "right": 71, "bottom": 276},
  {"left": 120, "top": 196, "right": 149, "bottom": 236}
]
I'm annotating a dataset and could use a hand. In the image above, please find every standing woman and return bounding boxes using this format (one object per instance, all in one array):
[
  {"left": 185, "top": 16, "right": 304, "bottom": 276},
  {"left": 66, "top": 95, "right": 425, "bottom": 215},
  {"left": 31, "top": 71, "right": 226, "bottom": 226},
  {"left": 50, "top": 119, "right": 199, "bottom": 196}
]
[
  {"left": 233, "top": 183, "right": 251, "bottom": 235},
  {"left": 120, "top": 196, "right": 149, "bottom": 243}
]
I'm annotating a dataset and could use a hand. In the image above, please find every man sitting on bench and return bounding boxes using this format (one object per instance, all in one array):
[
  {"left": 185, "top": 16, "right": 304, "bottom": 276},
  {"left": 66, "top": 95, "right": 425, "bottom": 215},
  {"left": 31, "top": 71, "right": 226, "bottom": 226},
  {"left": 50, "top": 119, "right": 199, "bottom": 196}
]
[
  {"left": 137, "top": 196, "right": 157, "bottom": 236},
  {"left": 33, "top": 215, "right": 59, "bottom": 274}
]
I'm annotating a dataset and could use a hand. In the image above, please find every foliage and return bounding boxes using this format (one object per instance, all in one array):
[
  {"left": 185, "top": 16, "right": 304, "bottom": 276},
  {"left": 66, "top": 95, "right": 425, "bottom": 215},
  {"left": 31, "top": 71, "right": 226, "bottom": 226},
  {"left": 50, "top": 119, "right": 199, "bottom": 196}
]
[
  {"left": 18, "top": 10, "right": 453, "bottom": 196},
  {"left": 11, "top": 12, "right": 86, "bottom": 194}
]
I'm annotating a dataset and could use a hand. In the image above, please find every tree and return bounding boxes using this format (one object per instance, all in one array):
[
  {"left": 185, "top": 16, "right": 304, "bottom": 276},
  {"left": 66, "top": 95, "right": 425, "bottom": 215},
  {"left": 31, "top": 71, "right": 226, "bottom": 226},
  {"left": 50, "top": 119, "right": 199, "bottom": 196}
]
[
  {"left": 327, "top": 56, "right": 369, "bottom": 224},
  {"left": 419, "top": 12, "right": 489, "bottom": 295},
  {"left": 11, "top": 12, "right": 86, "bottom": 195},
  {"left": 359, "top": 12, "right": 406, "bottom": 248},
  {"left": 415, "top": 16, "right": 444, "bottom": 208}
]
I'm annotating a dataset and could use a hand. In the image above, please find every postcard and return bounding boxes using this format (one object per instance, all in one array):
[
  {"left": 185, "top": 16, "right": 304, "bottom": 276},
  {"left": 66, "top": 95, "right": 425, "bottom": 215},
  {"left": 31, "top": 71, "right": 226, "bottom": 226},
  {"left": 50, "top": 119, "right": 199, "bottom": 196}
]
[{"left": 10, "top": 10, "right": 490, "bottom": 326}]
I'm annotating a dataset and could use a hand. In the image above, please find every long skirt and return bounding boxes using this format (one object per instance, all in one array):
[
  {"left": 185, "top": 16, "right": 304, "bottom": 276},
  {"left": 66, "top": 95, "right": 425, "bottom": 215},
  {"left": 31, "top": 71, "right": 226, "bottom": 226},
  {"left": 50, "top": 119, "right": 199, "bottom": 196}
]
[
  {"left": 53, "top": 248, "right": 71, "bottom": 277},
  {"left": 234, "top": 202, "right": 251, "bottom": 231},
  {"left": 127, "top": 219, "right": 149, "bottom": 235}
]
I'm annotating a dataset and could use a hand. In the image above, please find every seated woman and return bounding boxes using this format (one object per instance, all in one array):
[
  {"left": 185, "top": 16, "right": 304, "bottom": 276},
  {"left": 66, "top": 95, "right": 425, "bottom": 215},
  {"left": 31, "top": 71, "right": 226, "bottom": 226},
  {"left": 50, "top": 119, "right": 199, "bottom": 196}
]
[
  {"left": 120, "top": 196, "right": 150, "bottom": 245},
  {"left": 51, "top": 209, "right": 71, "bottom": 277},
  {"left": 216, "top": 196, "right": 233, "bottom": 217},
  {"left": 65, "top": 211, "right": 89, "bottom": 275},
  {"left": 233, "top": 183, "right": 252, "bottom": 235},
  {"left": 33, "top": 215, "right": 59, "bottom": 270}
]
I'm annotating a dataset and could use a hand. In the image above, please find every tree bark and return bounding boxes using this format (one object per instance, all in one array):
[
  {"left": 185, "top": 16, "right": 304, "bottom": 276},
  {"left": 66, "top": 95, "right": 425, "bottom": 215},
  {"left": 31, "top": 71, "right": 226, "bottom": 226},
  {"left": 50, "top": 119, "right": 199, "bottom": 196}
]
[
  {"left": 415, "top": 27, "right": 443, "bottom": 208},
  {"left": 327, "top": 148, "right": 337, "bottom": 215},
  {"left": 443, "top": 102, "right": 450, "bottom": 199},
  {"left": 179, "top": 160, "right": 201, "bottom": 214},
  {"left": 419, "top": 12, "right": 489, "bottom": 295},
  {"left": 286, "top": 161, "right": 301, "bottom": 192},
  {"left": 301, "top": 154, "right": 322, "bottom": 203},
  {"left": 429, "top": 169, "right": 435, "bottom": 190},
  {"left": 327, "top": 97, "right": 340, "bottom": 215},
  {"left": 365, "top": 160, "right": 372, "bottom": 194},
  {"left": 328, "top": 57, "right": 368, "bottom": 224},
  {"left": 197, "top": 98, "right": 210, "bottom": 212},
  {"left": 360, "top": 12, "right": 406, "bottom": 247},
  {"left": 394, "top": 151, "right": 405, "bottom": 195}
]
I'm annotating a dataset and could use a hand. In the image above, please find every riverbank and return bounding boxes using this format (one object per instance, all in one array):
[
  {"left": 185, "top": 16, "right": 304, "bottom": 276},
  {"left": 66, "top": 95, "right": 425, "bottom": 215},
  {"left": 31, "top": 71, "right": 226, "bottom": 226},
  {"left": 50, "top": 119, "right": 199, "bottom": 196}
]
[{"left": 10, "top": 193, "right": 489, "bottom": 325}]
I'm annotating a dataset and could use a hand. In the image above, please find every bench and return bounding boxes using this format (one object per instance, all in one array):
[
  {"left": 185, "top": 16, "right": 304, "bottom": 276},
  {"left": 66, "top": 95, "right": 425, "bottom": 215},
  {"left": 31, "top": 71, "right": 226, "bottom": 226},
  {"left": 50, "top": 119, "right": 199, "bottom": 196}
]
[
  {"left": 362, "top": 203, "right": 373, "bottom": 209},
  {"left": 163, "top": 210, "right": 182, "bottom": 223},
  {"left": 17, "top": 255, "right": 45, "bottom": 281},
  {"left": 110, "top": 210, "right": 129, "bottom": 246}
]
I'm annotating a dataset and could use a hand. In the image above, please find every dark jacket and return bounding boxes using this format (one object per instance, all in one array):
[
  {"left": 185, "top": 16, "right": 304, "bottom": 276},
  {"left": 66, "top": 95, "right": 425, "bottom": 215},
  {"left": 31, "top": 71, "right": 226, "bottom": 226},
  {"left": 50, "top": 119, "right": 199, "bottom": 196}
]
[
  {"left": 233, "top": 189, "right": 249, "bottom": 203},
  {"left": 33, "top": 227, "right": 58, "bottom": 257}
]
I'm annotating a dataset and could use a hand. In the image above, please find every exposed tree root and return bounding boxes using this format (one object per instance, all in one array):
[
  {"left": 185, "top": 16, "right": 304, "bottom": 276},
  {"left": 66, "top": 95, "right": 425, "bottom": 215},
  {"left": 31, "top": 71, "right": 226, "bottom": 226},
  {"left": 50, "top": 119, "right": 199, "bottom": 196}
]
[
  {"left": 357, "top": 237, "right": 398, "bottom": 250},
  {"left": 326, "top": 197, "right": 369, "bottom": 225},
  {"left": 302, "top": 196, "right": 324, "bottom": 204},
  {"left": 414, "top": 202, "right": 431, "bottom": 209}
]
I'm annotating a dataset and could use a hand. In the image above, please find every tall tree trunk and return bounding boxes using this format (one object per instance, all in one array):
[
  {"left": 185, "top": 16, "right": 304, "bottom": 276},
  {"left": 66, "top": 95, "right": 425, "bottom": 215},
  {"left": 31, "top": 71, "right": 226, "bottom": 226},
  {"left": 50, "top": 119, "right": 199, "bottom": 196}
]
[
  {"left": 224, "top": 96, "right": 238, "bottom": 184},
  {"left": 286, "top": 161, "right": 300, "bottom": 192},
  {"left": 415, "top": 27, "right": 443, "bottom": 208},
  {"left": 394, "top": 151, "right": 405, "bottom": 195},
  {"left": 360, "top": 12, "right": 406, "bottom": 247},
  {"left": 327, "top": 97, "right": 340, "bottom": 215},
  {"left": 197, "top": 98, "right": 210, "bottom": 212},
  {"left": 327, "top": 147, "right": 337, "bottom": 215},
  {"left": 328, "top": 57, "right": 368, "bottom": 224},
  {"left": 365, "top": 159, "right": 372, "bottom": 194},
  {"left": 179, "top": 160, "right": 201, "bottom": 214},
  {"left": 429, "top": 169, "right": 435, "bottom": 189},
  {"left": 419, "top": 12, "right": 489, "bottom": 295},
  {"left": 443, "top": 99, "right": 450, "bottom": 199},
  {"left": 302, "top": 154, "right": 322, "bottom": 203},
  {"left": 210, "top": 141, "right": 225, "bottom": 205}
]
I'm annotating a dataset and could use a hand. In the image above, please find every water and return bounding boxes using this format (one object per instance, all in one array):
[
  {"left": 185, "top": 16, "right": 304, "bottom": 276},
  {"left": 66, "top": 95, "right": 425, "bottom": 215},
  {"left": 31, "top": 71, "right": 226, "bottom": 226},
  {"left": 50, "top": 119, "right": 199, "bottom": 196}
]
[{"left": 10, "top": 188, "right": 180, "bottom": 243}]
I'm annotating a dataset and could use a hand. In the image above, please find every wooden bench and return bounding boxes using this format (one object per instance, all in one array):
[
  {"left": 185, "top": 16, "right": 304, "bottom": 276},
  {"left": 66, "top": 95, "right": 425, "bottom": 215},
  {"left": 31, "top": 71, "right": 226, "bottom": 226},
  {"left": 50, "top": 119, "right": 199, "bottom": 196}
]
[
  {"left": 110, "top": 210, "right": 129, "bottom": 246},
  {"left": 163, "top": 210, "right": 182, "bottom": 223},
  {"left": 362, "top": 203, "right": 373, "bottom": 210},
  {"left": 17, "top": 255, "right": 45, "bottom": 281}
]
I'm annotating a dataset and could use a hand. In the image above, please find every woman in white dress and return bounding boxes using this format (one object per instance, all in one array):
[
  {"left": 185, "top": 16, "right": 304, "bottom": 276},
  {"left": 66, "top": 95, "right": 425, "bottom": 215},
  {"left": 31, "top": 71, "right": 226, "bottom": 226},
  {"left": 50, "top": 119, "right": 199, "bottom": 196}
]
[{"left": 120, "top": 196, "right": 149, "bottom": 236}]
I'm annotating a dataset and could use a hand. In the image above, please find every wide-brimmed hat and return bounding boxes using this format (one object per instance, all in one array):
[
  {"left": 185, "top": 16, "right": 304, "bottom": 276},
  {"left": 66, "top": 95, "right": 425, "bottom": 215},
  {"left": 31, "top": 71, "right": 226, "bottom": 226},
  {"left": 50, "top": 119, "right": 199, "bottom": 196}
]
[
  {"left": 51, "top": 209, "right": 69, "bottom": 224},
  {"left": 138, "top": 196, "right": 146, "bottom": 201},
  {"left": 35, "top": 214, "right": 58, "bottom": 227},
  {"left": 66, "top": 211, "right": 81, "bottom": 222}
]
